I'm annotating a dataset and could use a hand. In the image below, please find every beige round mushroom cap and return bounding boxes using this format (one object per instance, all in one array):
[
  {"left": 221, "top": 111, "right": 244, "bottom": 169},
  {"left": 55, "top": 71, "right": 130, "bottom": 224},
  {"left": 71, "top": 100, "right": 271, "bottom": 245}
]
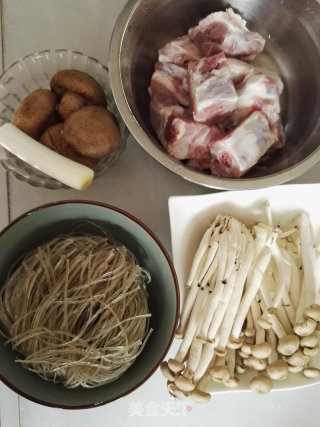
[{"left": 64, "top": 106, "right": 120, "bottom": 158}]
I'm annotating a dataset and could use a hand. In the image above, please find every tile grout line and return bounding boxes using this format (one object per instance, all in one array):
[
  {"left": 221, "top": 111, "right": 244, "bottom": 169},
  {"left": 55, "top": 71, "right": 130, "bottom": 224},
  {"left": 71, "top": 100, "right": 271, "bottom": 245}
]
[
  {"left": 0, "top": 4, "right": 20, "bottom": 427},
  {"left": 0, "top": 0, "right": 10, "bottom": 226}
]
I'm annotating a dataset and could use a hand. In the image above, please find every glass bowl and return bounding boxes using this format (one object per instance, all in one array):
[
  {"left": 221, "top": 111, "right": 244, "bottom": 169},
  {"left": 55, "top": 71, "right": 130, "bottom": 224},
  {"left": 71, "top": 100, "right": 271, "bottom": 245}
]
[{"left": 0, "top": 49, "right": 129, "bottom": 189}]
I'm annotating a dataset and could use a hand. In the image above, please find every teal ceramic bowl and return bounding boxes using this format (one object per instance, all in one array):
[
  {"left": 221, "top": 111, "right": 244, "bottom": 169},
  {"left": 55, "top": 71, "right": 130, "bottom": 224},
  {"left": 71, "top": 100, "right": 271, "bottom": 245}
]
[{"left": 0, "top": 201, "right": 179, "bottom": 408}]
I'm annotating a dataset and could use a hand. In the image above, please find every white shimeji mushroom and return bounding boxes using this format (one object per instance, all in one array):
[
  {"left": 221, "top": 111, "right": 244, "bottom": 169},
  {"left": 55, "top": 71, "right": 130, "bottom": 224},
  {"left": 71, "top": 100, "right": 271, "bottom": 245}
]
[
  {"left": 303, "top": 368, "right": 320, "bottom": 379},
  {"left": 266, "top": 308, "right": 299, "bottom": 356},
  {"left": 286, "top": 251, "right": 302, "bottom": 311},
  {"left": 287, "top": 364, "right": 304, "bottom": 373},
  {"left": 303, "top": 346, "right": 318, "bottom": 357},
  {"left": 167, "top": 382, "right": 189, "bottom": 399},
  {"left": 176, "top": 217, "right": 225, "bottom": 338},
  {"left": 250, "top": 297, "right": 272, "bottom": 359},
  {"left": 293, "top": 213, "right": 320, "bottom": 334},
  {"left": 161, "top": 204, "right": 320, "bottom": 401},
  {"left": 304, "top": 304, "right": 320, "bottom": 322},
  {"left": 218, "top": 226, "right": 255, "bottom": 351},
  {"left": 210, "top": 355, "right": 230, "bottom": 383},
  {"left": 243, "top": 355, "right": 267, "bottom": 371},
  {"left": 266, "top": 328, "right": 288, "bottom": 381},
  {"left": 244, "top": 307, "right": 257, "bottom": 337},
  {"left": 224, "top": 347, "right": 239, "bottom": 388},
  {"left": 235, "top": 352, "right": 247, "bottom": 375},
  {"left": 189, "top": 388, "right": 211, "bottom": 403},
  {"left": 294, "top": 317, "right": 317, "bottom": 337},
  {"left": 272, "top": 241, "right": 292, "bottom": 309},
  {"left": 167, "top": 358, "right": 184, "bottom": 373},
  {"left": 174, "top": 369, "right": 196, "bottom": 392},
  {"left": 300, "top": 334, "right": 318, "bottom": 349},
  {"left": 250, "top": 375, "right": 273, "bottom": 394},
  {"left": 160, "top": 361, "right": 175, "bottom": 381},
  {"left": 193, "top": 339, "right": 216, "bottom": 383},
  {"left": 206, "top": 219, "right": 243, "bottom": 342},
  {"left": 195, "top": 353, "right": 216, "bottom": 388},
  {"left": 181, "top": 218, "right": 236, "bottom": 379},
  {"left": 284, "top": 350, "right": 311, "bottom": 367},
  {"left": 230, "top": 243, "right": 274, "bottom": 341},
  {"left": 296, "top": 213, "right": 320, "bottom": 307}
]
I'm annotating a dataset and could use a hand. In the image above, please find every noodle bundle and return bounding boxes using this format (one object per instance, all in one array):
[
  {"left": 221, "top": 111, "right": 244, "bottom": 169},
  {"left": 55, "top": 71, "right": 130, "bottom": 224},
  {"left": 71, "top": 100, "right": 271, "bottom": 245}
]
[{"left": 0, "top": 231, "right": 151, "bottom": 388}]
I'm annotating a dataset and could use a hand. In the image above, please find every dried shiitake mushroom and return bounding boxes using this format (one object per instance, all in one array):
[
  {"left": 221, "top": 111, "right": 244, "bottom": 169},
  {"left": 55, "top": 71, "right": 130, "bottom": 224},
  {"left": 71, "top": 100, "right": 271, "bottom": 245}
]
[
  {"left": 64, "top": 105, "right": 120, "bottom": 158},
  {"left": 13, "top": 89, "right": 57, "bottom": 139}
]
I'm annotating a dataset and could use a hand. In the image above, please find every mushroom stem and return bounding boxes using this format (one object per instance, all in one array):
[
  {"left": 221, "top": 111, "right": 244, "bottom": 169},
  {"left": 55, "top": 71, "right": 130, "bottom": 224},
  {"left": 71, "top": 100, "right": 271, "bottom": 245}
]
[
  {"left": 231, "top": 243, "right": 274, "bottom": 339},
  {"left": 272, "top": 242, "right": 292, "bottom": 308},
  {"left": 286, "top": 251, "right": 302, "bottom": 311},
  {"left": 176, "top": 224, "right": 216, "bottom": 337},
  {"left": 266, "top": 328, "right": 288, "bottom": 380},
  {"left": 276, "top": 303, "right": 293, "bottom": 334},
  {"left": 224, "top": 347, "right": 239, "bottom": 388},
  {"left": 193, "top": 339, "right": 216, "bottom": 383},
  {"left": 196, "top": 221, "right": 230, "bottom": 342},
  {"left": 207, "top": 221, "right": 241, "bottom": 341},
  {"left": 266, "top": 308, "right": 299, "bottom": 356},
  {"left": 296, "top": 213, "right": 319, "bottom": 308},
  {"left": 217, "top": 226, "right": 254, "bottom": 350},
  {"left": 210, "top": 355, "right": 230, "bottom": 383},
  {"left": 250, "top": 297, "right": 272, "bottom": 359},
  {"left": 185, "top": 333, "right": 204, "bottom": 375},
  {"left": 175, "top": 282, "right": 210, "bottom": 362}
]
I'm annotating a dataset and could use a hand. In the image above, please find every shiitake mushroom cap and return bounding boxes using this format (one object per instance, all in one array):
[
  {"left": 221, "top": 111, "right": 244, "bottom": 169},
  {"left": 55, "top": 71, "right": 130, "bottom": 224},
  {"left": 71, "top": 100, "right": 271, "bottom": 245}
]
[
  {"left": 13, "top": 89, "right": 57, "bottom": 139},
  {"left": 64, "top": 106, "right": 121, "bottom": 158}
]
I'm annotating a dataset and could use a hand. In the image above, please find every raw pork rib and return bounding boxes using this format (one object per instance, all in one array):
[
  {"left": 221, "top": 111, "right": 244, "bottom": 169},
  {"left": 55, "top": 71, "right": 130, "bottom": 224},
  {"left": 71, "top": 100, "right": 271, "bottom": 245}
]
[
  {"left": 151, "top": 104, "right": 222, "bottom": 160},
  {"left": 226, "top": 58, "right": 254, "bottom": 85},
  {"left": 189, "top": 8, "right": 265, "bottom": 60},
  {"left": 166, "top": 118, "right": 221, "bottom": 160},
  {"left": 148, "top": 63, "right": 190, "bottom": 109},
  {"left": 150, "top": 104, "right": 186, "bottom": 147},
  {"left": 148, "top": 8, "right": 286, "bottom": 178},
  {"left": 234, "top": 69, "right": 284, "bottom": 126},
  {"left": 158, "top": 35, "right": 201, "bottom": 66},
  {"left": 188, "top": 52, "right": 238, "bottom": 124},
  {"left": 209, "top": 111, "right": 278, "bottom": 178}
]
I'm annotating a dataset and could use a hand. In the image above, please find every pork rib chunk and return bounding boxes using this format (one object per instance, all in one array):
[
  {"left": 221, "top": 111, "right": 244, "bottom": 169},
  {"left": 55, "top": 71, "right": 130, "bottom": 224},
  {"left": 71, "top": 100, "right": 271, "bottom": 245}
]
[
  {"left": 166, "top": 118, "right": 222, "bottom": 160},
  {"left": 209, "top": 111, "right": 278, "bottom": 178},
  {"left": 234, "top": 69, "right": 284, "bottom": 126},
  {"left": 158, "top": 35, "right": 201, "bottom": 66},
  {"left": 188, "top": 52, "right": 238, "bottom": 124},
  {"left": 189, "top": 8, "right": 265, "bottom": 60},
  {"left": 226, "top": 58, "right": 254, "bottom": 85},
  {"left": 148, "top": 63, "right": 190, "bottom": 109},
  {"left": 150, "top": 104, "right": 187, "bottom": 148}
]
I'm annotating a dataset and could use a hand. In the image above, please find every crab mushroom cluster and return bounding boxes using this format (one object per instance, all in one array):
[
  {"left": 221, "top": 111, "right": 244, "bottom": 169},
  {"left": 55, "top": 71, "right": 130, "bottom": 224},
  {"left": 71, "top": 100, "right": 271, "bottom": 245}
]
[
  {"left": 161, "top": 203, "right": 320, "bottom": 402},
  {"left": 13, "top": 69, "right": 120, "bottom": 168}
]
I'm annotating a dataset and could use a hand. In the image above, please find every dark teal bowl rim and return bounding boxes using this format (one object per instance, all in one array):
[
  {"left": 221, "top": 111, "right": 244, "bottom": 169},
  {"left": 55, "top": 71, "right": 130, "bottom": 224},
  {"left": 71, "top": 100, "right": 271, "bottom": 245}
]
[{"left": 0, "top": 200, "right": 180, "bottom": 409}]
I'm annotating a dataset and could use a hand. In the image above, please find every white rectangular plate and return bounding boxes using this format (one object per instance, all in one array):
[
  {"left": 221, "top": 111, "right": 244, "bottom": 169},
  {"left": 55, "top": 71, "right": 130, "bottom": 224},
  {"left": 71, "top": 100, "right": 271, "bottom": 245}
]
[{"left": 168, "top": 183, "right": 320, "bottom": 393}]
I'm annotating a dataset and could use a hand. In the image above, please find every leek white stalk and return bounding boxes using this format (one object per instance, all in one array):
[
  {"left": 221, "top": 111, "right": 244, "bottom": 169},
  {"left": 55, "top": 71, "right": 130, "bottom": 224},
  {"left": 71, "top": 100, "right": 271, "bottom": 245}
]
[{"left": 0, "top": 123, "right": 94, "bottom": 190}]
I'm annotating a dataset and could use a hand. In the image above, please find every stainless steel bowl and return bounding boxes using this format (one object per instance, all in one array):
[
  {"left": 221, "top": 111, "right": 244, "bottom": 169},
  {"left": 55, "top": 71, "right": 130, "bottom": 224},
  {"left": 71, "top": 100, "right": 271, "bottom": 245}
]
[{"left": 109, "top": 0, "right": 320, "bottom": 190}]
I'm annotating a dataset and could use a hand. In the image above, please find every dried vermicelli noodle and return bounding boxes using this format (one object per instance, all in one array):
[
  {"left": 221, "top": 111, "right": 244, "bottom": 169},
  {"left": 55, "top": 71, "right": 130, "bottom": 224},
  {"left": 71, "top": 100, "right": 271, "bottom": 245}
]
[{"left": 0, "top": 231, "right": 152, "bottom": 388}]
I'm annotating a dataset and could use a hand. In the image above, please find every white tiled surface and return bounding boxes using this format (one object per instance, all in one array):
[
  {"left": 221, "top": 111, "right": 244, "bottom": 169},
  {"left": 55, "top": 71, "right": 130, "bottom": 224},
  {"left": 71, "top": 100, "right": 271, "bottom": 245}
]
[{"left": 0, "top": 1, "right": 320, "bottom": 426}]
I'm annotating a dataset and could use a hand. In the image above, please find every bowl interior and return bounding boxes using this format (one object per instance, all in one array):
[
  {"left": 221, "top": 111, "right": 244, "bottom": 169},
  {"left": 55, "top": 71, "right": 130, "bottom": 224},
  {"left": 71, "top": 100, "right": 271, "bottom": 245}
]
[
  {"left": 0, "top": 49, "right": 128, "bottom": 189},
  {"left": 0, "top": 202, "right": 179, "bottom": 408},
  {"left": 110, "top": 0, "right": 320, "bottom": 187}
]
